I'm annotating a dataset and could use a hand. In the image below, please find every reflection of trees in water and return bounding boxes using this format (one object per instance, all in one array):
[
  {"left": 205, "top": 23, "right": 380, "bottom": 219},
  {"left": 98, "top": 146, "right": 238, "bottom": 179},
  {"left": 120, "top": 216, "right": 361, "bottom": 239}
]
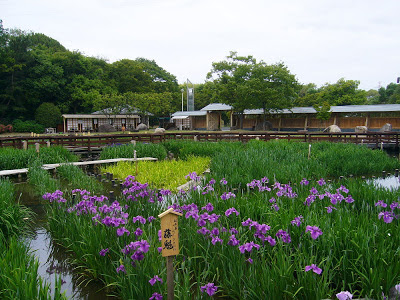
[{"left": 17, "top": 182, "right": 111, "bottom": 300}]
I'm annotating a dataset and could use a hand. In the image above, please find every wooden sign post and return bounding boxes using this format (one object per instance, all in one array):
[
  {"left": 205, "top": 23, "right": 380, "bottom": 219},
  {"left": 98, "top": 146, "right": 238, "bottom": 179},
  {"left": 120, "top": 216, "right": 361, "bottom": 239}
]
[
  {"left": 158, "top": 208, "right": 182, "bottom": 300},
  {"left": 134, "top": 150, "right": 138, "bottom": 176},
  {"left": 35, "top": 143, "right": 40, "bottom": 155}
]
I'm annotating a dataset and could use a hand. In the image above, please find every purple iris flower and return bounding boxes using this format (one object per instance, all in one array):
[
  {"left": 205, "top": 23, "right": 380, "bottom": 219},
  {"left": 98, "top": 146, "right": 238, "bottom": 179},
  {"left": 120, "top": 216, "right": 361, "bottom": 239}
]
[
  {"left": 200, "top": 283, "right": 218, "bottom": 296},
  {"left": 220, "top": 178, "right": 227, "bottom": 185},
  {"left": 326, "top": 206, "right": 337, "bottom": 213},
  {"left": 197, "top": 227, "right": 211, "bottom": 236},
  {"left": 375, "top": 200, "right": 388, "bottom": 208},
  {"left": 132, "top": 216, "right": 147, "bottom": 224},
  {"left": 211, "top": 227, "right": 219, "bottom": 236},
  {"left": 300, "top": 178, "right": 309, "bottom": 186},
  {"left": 225, "top": 207, "right": 239, "bottom": 217},
  {"left": 378, "top": 211, "right": 394, "bottom": 223},
  {"left": 202, "top": 203, "right": 214, "bottom": 212},
  {"left": 247, "top": 258, "right": 253, "bottom": 264},
  {"left": 317, "top": 178, "right": 326, "bottom": 186},
  {"left": 390, "top": 202, "right": 400, "bottom": 210},
  {"left": 117, "top": 227, "right": 130, "bottom": 237},
  {"left": 271, "top": 204, "right": 280, "bottom": 211},
  {"left": 227, "top": 235, "right": 240, "bottom": 246},
  {"left": 149, "top": 292, "right": 163, "bottom": 300},
  {"left": 230, "top": 227, "right": 238, "bottom": 234},
  {"left": 345, "top": 195, "right": 354, "bottom": 203},
  {"left": 305, "top": 264, "right": 322, "bottom": 275},
  {"left": 99, "top": 248, "right": 109, "bottom": 256},
  {"left": 134, "top": 228, "right": 143, "bottom": 237},
  {"left": 220, "top": 192, "right": 236, "bottom": 200},
  {"left": 291, "top": 215, "right": 303, "bottom": 227},
  {"left": 336, "top": 291, "right": 353, "bottom": 300},
  {"left": 211, "top": 236, "right": 223, "bottom": 245},
  {"left": 238, "top": 242, "right": 260, "bottom": 254},
  {"left": 305, "top": 226, "right": 323, "bottom": 239},
  {"left": 149, "top": 275, "right": 163, "bottom": 286},
  {"left": 276, "top": 229, "right": 291, "bottom": 243},
  {"left": 116, "top": 264, "right": 126, "bottom": 273}
]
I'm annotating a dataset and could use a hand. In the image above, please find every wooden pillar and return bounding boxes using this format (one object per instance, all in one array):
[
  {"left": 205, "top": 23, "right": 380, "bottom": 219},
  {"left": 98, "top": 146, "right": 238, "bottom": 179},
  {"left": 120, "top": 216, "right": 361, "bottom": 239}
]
[
  {"left": 206, "top": 112, "right": 209, "bottom": 131},
  {"left": 365, "top": 114, "right": 369, "bottom": 128},
  {"left": 333, "top": 115, "right": 337, "bottom": 125},
  {"left": 63, "top": 117, "right": 66, "bottom": 133},
  {"left": 278, "top": 117, "right": 282, "bottom": 132},
  {"left": 230, "top": 110, "right": 233, "bottom": 128},
  {"left": 304, "top": 116, "right": 308, "bottom": 131}
]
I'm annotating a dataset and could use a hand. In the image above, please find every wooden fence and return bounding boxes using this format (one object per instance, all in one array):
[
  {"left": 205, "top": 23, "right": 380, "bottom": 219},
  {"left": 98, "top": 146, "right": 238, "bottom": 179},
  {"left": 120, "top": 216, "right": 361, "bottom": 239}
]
[{"left": 0, "top": 132, "right": 399, "bottom": 150}]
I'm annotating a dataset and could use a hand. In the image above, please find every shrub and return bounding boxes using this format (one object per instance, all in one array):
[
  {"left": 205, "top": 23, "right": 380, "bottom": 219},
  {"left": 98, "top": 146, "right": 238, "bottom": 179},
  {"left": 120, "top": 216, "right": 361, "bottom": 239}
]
[
  {"left": 35, "top": 102, "right": 62, "bottom": 128},
  {"left": 12, "top": 119, "right": 45, "bottom": 133}
]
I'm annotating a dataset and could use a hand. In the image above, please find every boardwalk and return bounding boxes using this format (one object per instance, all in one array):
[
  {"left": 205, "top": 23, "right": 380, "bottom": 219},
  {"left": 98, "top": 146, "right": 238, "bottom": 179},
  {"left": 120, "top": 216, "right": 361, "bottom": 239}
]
[
  {"left": 0, "top": 157, "right": 157, "bottom": 177},
  {"left": 0, "top": 132, "right": 399, "bottom": 150}
]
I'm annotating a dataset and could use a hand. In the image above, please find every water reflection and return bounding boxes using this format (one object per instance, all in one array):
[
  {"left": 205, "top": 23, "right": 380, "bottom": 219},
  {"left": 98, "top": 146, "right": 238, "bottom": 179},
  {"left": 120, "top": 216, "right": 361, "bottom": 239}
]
[
  {"left": 369, "top": 175, "right": 400, "bottom": 190},
  {"left": 15, "top": 183, "right": 112, "bottom": 300}
]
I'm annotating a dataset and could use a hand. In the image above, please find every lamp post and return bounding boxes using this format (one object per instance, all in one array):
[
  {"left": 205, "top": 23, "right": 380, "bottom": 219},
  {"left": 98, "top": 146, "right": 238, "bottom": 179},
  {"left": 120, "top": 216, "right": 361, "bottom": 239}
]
[{"left": 181, "top": 89, "right": 184, "bottom": 111}]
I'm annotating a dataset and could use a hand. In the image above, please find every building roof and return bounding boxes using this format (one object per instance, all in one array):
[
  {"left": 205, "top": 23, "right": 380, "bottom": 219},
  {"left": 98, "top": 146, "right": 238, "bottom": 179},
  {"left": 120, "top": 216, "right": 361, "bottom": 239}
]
[
  {"left": 62, "top": 114, "right": 139, "bottom": 119},
  {"left": 171, "top": 111, "right": 207, "bottom": 117},
  {"left": 201, "top": 103, "right": 233, "bottom": 111},
  {"left": 244, "top": 104, "right": 400, "bottom": 115}
]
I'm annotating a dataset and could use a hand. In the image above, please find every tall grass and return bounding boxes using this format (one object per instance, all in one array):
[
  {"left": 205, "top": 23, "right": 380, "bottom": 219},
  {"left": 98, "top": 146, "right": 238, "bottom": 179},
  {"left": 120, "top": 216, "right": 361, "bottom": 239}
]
[
  {"left": 0, "top": 178, "right": 65, "bottom": 300},
  {"left": 57, "top": 164, "right": 104, "bottom": 194},
  {"left": 100, "top": 143, "right": 167, "bottom": 161},
  {"left": 161, "top": 140, "right": 242, "bottom": 159},
  {"left": 27, "top": 159, "right": 59, "bottom": 196},
  {"left": 210, "top": 140, "right": 400, "bottom": 186},
  {"left": 0, "top": 146, "right": 78, "bottom": 170},
  {"left": 0, "top": 178, "right": 32, "bottom": 240},
  {"left": 0, "top": 235, "right": 66, "bottom": 300},
  {"left": 101, "top": 156, "right": 210, "bottom": 190}
]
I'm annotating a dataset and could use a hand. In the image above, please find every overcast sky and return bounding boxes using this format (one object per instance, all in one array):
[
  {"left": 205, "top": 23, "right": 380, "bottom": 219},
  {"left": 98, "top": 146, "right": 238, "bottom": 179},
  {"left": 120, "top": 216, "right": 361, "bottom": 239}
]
[{"left": 2, "top": 0, "right": 400, "bottom": 90}]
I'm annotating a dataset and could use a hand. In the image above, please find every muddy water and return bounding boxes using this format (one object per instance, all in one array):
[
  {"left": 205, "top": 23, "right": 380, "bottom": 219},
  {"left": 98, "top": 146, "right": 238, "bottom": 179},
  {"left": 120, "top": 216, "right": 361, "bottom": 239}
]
[{"left": 15, "top": 183, "right": 112, "bottom": 300}]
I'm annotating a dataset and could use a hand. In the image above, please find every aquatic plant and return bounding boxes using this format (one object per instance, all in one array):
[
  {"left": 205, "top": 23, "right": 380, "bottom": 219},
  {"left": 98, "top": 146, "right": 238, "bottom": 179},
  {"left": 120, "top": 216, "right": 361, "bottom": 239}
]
[{"left": 101, "top": 155, "right": 210, "bottom": 190}]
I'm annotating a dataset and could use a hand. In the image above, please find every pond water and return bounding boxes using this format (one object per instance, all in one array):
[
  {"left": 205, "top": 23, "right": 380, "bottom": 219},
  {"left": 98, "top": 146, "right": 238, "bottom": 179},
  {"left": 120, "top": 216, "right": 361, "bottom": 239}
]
[
  {"left": 368, "top": 174, "right": 400, "bottom": 190},
  {"left": 15, "top": 182, "right": 112, "bottom": 300}
]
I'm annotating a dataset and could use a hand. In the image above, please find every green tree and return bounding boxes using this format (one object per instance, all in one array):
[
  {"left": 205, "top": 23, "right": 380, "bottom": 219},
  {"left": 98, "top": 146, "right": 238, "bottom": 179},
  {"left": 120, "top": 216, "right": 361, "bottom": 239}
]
[
  {"left": 35, "top": 102, "right": 62, "bottom": 128},
  {"left": 296, "top": 78, "right": 367, "bottom": 108},
  {"left": 207, "top": 51, "right": 299, "bottom": 129},
  {"left": 135, "top": 58, "right": 179, "bottom": 93}
]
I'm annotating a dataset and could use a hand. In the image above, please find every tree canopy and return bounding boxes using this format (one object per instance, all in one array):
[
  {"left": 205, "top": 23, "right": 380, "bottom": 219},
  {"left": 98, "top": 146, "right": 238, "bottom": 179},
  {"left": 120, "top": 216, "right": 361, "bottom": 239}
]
[
  {"left": 0, "top": 20, "right": 180, "bottom": 124},
  {"left": 207, "top": 51, "right": 299, "bottom": 128}
]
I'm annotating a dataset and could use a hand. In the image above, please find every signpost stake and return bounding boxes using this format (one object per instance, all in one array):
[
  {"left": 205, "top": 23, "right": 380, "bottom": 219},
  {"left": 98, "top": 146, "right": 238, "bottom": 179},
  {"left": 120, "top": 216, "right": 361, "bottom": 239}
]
[
  {"left": 158, "top": 208, "right": 183, "bottom": 300},
  {"left": 134, "top": 150, "right": 138, "bottom": 176}
]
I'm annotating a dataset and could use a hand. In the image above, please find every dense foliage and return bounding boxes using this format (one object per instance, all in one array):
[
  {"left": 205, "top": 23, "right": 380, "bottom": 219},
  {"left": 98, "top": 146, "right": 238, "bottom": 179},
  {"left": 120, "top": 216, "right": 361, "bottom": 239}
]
[
  {"left": 0, "top": 20, "right": 180, "bottom": 124},
  {"left": 0, "top": 146, "right": 78, "bottom": 170}
]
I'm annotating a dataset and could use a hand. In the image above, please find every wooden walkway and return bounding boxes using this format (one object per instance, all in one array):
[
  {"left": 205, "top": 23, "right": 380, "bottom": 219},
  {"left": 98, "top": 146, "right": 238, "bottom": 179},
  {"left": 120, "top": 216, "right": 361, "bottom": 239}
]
[
  {"left": 0, "top": 132, "right": 399, "bottom": 150},
  {"left": 0, "top": 157, "right": 157, "bottom": 177}
]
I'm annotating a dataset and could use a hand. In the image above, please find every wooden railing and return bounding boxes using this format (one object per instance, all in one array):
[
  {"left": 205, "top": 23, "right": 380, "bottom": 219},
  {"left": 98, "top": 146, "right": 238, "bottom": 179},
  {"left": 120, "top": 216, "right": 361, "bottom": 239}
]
[{"left": 0, "top": 132, "right": 399, "bottom": 149}]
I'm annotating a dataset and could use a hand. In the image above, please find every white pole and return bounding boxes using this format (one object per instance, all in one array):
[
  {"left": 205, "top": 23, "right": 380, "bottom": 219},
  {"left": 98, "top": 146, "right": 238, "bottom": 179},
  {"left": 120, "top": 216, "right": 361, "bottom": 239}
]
[
  {"left": 308, "top": 144, "right": 311, "bottom": 160},
  {"left": 181, "top": 89, "right": 184, "bottom": 112}
]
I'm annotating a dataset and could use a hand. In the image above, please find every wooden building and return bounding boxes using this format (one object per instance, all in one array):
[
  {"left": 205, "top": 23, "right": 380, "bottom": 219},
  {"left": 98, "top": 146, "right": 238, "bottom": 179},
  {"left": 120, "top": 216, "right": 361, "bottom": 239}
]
[
  {"left": 234, "top": 104, "right": 400, "bottom": 131},
  {"left": 171, "top": 103, "right": 231, "bottom": 130},
  {"left": 62, "top": 114, "right": 140, "bottom": 132},
  {"left": 172, "top": 104, "right": 400, "bottom": 132}
]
